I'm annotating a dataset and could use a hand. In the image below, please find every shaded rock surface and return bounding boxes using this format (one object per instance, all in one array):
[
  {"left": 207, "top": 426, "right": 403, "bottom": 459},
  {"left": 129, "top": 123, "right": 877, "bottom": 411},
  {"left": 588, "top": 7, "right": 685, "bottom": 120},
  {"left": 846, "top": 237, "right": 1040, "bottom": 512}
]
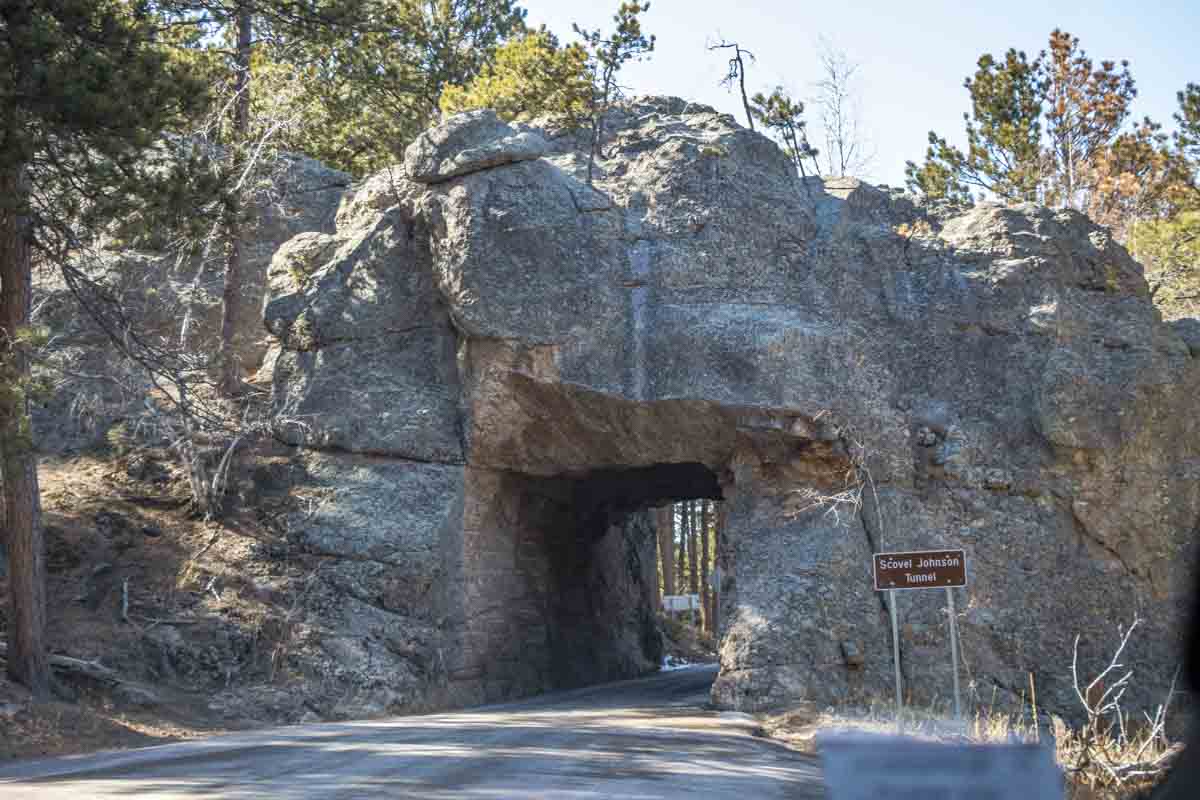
[
  {"left": 259, "top": 100, "right": 1199, "bottom": 721},
  {"left": 34, "top": 153, "right": 350, "bottom": 453}
]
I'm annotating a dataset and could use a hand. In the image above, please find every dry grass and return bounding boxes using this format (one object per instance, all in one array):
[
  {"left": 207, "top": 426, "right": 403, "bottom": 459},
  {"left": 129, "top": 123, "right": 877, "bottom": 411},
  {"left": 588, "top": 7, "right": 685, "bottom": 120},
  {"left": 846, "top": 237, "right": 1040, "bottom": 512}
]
[{"left": 761, "top": 689, "right": 1182, "bottom": 800}]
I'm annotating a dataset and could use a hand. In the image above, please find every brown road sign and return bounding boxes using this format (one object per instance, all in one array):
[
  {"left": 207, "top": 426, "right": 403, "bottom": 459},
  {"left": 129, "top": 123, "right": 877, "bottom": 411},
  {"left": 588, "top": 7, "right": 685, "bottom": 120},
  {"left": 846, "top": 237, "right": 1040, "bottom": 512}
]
[{"left": 874, "top": 549, "right": 967, "bottom": 591}]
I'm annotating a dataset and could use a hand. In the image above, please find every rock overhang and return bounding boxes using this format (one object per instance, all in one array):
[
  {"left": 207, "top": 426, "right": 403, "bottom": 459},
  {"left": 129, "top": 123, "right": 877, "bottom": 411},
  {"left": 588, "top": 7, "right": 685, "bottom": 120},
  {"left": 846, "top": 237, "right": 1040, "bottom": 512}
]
[{"left": 259, "top": 98, "right": 1200, "bottom": 722}]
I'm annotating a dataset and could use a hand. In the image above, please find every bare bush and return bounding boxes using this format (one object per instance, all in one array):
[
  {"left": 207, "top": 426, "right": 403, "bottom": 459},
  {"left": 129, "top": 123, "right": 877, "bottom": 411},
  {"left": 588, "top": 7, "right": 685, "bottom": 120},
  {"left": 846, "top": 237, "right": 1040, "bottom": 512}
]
[{"left": 1061, "top": 619, "right": 1182, "bottom": 795}]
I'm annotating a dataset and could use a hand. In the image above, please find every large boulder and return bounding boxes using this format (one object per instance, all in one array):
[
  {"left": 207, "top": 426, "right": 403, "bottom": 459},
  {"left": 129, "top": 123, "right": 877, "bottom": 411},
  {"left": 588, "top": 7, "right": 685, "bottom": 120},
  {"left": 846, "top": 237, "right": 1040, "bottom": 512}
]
[
  {"left": 261, "top": 100, "right": 1199, "bottom": 722},
  {"left": 404, "top": 109, "right": 547, "bottom": 184}
]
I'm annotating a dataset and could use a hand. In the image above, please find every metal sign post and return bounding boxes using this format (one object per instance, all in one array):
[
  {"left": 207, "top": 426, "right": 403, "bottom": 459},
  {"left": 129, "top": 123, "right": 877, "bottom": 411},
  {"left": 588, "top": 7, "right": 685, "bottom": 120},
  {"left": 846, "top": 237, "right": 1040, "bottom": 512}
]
[
  {"left": 873, "top": 549, "right": 968, "bottom": 723},
  {"left": 947, "top": 586, "right": 961, "bottom": 720},
  {"left": 888, "top": 589, "right": 902, "bottom": 723}
]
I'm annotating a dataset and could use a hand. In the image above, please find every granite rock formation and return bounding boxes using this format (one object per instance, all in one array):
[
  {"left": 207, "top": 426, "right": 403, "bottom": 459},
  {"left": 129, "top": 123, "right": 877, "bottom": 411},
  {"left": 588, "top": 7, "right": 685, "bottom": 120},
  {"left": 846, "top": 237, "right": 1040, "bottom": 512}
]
[
  {"left": 35, "top": 152, "right": 350, "bottom": 453},
  {"left": 260, "top": 102, "right": 1199, "bottom": 720}
]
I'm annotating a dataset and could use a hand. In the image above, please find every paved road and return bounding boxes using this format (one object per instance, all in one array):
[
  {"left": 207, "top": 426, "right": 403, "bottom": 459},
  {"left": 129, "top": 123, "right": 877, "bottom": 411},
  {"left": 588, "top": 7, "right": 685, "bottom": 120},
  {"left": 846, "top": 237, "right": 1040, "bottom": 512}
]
[{"left": 0, "top": 665, "right": 823, "bottom": 798}]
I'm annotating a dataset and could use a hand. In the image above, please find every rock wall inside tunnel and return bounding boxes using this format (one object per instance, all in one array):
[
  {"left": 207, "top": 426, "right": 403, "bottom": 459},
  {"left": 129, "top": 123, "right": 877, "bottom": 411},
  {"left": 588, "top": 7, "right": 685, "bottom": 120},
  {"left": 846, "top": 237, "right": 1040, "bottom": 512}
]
[
  {"left": 258, "top": 100, "right": 1200, "bottom": 723},
  {"left": 441, "top": 466, "right": 665, "bottom": 703}
]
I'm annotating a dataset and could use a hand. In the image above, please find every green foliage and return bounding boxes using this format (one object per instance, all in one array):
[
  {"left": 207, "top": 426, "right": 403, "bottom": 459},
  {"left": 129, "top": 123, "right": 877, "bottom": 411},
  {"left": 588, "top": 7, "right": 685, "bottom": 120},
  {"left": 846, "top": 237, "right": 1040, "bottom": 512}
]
[
  {"left": 1, "top": 0, "right": 205, "bottom": 458},
  {"left": 1132, "top": 211, "right": 1200, "bottom": 272},
  {"left": 750, "top": 88, "right": 820, "bottom": 177},
  {"left": 573, "top": 1, "right": 655, "bottom": 181},
  {"left": 440, "top": 28, "right": 591, "bottom": 125},
  {"left": 1176, "top": 83, "right": 1200, "bottom": 164},
  {"left": 1131, "top": 211, "right": 1200, "bottom": 320},
  {"left": 1, "top": 0, "right": 208, "bottom": 257},
  {"left": 264, "top": 0, "right": 529, "bottom": 174},
  {"left": 574, "top": 1, "right": 655, "bottom": 85},
  {"left": 904, "top": 48, "right": 1042, "bottom": 202},
  {"left": 0, "top": 325, "right": 53, "bottom": 453},
  {"left": 904, "top": 29, "right": 1175, "bottom": 223}
]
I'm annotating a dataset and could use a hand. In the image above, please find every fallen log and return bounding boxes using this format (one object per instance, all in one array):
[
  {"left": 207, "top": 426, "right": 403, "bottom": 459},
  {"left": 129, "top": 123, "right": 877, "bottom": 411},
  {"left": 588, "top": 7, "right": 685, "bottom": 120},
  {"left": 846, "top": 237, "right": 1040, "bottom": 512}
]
[{"left": 0, "top": 642, "right": 120, "bottom": 685}]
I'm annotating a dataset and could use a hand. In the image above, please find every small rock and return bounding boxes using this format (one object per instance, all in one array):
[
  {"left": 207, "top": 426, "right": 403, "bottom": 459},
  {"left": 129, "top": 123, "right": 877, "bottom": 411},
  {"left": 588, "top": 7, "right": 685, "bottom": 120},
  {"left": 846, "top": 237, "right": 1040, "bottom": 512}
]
[
  {"left": 915, "top": 426, "right": 939, "bottom": 447},
  {"left": 0, "top": 703, "right": 21, "bottom": 720},
  {"left": 840, "top": 640, "right": 864, "bottom": 669},
  {"left": 95, "top": 511, "right": 129, "bottom": 536},
  {"left": 141, "top": 524, "right": 163, "bottom": 538},
  {"left": 983, "top": 469, "right": 1011, "bottom": 491}
]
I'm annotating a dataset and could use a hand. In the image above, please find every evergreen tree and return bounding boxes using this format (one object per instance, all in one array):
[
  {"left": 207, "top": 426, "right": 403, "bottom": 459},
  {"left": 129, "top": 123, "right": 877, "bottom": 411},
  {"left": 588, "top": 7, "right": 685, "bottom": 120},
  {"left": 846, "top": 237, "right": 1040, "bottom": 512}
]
[
  {"left": 268, "top": 0, "right": 528, "bottom": 174},
  {"left": 0, "top": 0, "right": 202, "bottom": 697},
  {"left": 160, "top": 0, "right": 368, "bottom": 395},
  {"left": 440, "top": 28, "right": 591, "bottom": 124},
  {"left": 1128, "top": 85, "right": 1200, "bottom": 316},
  {"left": 905, "top": 48, "right": 1043, "bottom": 203},
  {"left": 1174, "top": 83, "right": 1200, "bottom": 205},
  {"left": 750, "top": 88, "right": 820, "bottom": 179},
  {"left": 905, "top": 29, "right": 1162, "bottom": 219},
  {"left": 574, "top": 1, "right": 655, "bottom": 183}
]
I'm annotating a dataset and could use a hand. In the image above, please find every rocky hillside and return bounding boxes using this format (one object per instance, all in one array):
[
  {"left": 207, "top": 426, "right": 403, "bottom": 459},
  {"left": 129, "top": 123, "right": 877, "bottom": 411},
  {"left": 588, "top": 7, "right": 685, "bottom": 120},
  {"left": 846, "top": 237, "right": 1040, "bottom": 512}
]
[
  {"left": 7, "top": 98, "right": 1197, "bottom": 744},
  {"left": 259, "top": 98, "right": 1197, "bottom": 721}
]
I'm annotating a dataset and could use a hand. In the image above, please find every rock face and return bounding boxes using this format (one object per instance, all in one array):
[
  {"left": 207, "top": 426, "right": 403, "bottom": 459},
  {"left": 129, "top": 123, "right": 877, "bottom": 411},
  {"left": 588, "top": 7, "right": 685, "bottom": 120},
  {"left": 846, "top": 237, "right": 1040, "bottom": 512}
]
[
  {"left": 35, "top": 153, "right": 350, "bottom": 453},
  {"left": 261, "top": 100, "right": 1199, "bottom": 720}
]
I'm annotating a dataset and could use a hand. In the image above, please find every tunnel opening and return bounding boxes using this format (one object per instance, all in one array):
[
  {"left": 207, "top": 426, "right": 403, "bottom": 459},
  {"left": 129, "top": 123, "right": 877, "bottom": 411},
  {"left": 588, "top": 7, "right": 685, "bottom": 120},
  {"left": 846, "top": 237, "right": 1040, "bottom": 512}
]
[{"left": 452, "top": 461, "right": 726, "bottom": 703}]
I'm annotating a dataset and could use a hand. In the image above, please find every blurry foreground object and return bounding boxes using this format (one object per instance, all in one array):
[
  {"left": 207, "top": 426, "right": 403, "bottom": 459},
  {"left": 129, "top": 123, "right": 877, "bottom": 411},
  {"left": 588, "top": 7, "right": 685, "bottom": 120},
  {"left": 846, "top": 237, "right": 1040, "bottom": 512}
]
[
  {"left": 818, "top": 731, "right": 1062, "bottom": 799},
  {"left": 1149, "top": 566, "right": 1199, "bottom": 799}
]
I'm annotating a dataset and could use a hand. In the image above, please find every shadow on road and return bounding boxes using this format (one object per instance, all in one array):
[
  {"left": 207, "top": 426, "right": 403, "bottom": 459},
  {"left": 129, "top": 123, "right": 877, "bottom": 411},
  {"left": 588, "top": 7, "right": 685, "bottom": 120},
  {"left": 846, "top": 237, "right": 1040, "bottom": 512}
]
[{"left": 0, "top": 665, "right": 822, "bottom": 799}]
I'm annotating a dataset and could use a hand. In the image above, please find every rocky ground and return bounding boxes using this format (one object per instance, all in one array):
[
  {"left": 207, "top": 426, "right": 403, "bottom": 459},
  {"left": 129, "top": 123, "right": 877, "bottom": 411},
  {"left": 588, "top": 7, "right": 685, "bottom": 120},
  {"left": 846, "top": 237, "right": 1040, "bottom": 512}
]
[{"left": 0, "top": 432, "right": 413, "bottom": 760}]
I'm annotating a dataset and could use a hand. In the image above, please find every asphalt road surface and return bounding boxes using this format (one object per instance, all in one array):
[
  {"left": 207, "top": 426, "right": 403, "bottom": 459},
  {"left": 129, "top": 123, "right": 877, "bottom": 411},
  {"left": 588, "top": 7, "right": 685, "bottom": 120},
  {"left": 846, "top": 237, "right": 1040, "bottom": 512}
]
[{"left": 0, "top": 664, "right": 824, "bottom": 798}]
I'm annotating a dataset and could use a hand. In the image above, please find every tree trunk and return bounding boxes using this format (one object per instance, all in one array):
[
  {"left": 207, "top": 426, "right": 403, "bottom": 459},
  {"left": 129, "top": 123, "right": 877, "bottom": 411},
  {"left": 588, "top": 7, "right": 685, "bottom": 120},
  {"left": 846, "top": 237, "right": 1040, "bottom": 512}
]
[
  {"left": 737, "top": 52, "right": 754, "bottom": 132},
  {"left": 0, "top": 161, "right": 49, "bottom": 699},
  {"left": 700, "top": 500, "right": 710, "bottom": 633},
  {"left": 687, "top": 501, "right": 698, "bottom": 596},
  {"left": 677, "top": 502, "right": 687, "bottom": 599},
  {"left": 219, "top": 2, "right": 253, "bottom": 396},
  {"left": 657, "top": 506, "right": 674, "bottom": 601},
  {"left": 713, "top": 500, "right": 726, "bottom": 637}
]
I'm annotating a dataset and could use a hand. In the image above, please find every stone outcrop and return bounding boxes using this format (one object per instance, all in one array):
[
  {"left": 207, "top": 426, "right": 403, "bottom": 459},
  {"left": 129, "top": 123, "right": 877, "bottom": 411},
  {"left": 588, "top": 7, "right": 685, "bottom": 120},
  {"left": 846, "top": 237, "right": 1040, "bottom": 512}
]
[
  {"left": 35, "top": 152, "right": 350, "bottom": 453},
  {"left": 260, "top": 98, "right": 1199, "bottom": 721}
]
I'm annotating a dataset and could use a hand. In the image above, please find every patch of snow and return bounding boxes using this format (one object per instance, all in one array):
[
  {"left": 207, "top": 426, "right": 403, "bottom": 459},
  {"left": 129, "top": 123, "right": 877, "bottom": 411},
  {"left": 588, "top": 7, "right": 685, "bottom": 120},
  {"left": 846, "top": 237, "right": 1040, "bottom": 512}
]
[{"left": 661, "top": 655, "right": 693, "bottom": 671}]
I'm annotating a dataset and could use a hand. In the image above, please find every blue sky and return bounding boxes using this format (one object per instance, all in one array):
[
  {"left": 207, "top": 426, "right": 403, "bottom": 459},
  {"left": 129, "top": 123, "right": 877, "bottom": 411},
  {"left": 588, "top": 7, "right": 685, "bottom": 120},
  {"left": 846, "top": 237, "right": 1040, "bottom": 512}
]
[{"left": 519, "top": 0, "right": 1200, "bottom": 186}]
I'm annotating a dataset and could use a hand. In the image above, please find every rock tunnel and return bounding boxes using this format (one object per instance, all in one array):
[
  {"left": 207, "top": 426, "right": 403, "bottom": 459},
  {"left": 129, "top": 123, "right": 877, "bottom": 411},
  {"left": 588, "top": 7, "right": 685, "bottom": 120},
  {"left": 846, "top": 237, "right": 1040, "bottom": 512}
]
[
  {"left": 441, "top": 462, "right": 724, "bottom": 703},
  {"left": 259, "top": 100, "right": 1197, "bottom": 722}
]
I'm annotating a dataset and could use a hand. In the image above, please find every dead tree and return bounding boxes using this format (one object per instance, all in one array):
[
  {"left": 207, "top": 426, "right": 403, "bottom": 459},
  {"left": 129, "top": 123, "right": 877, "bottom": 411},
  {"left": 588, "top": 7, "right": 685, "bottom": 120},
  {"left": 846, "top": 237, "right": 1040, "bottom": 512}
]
[
  {"left": 709, "top": 38, "right": 756, "bottom": 131},
  {"left": 814, "top": 37, "right": 873, "bottom": 177}
]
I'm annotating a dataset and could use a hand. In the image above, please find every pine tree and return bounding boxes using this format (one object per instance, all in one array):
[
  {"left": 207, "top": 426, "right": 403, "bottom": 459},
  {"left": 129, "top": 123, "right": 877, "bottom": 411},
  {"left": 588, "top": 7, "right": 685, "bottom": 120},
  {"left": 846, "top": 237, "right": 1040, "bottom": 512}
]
[
  {"left": 268, "top": 0, "right": 528, "bottom": 174},
  {"left": 440, "top": 28, "right": 591, "bottom": 125},
  {"left": 905, "top": 29, "right": 1162, "bottom": 218},
  {"left": 750, "top": 88, "right": 820, "bottom": 178},
  {"left": 0, "top": 0, "right": 202, "bottom": 697},
  {"left": 161, "top": 0, "right": 368, "bottom": 394},
  {"left": 904, "top": 48, "right": 1043, "bottom": 202},
  {"left": 574, "top": 1, "right": 655, "bottom": 183}
]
